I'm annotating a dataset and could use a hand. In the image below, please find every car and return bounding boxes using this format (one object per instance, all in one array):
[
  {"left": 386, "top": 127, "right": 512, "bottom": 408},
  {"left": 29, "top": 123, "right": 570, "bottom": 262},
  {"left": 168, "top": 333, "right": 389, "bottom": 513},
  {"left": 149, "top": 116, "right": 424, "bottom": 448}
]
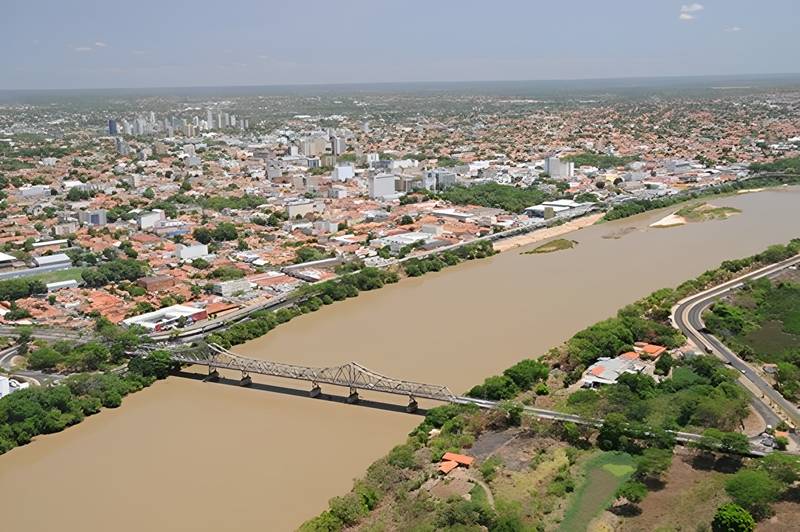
[{"left": 740, "top": 369, "right": 746, "bottom": 374}]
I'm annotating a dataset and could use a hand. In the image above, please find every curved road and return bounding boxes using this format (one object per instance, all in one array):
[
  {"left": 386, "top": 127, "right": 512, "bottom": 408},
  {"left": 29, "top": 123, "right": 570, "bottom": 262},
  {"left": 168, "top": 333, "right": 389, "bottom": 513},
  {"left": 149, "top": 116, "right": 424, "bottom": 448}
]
[{"left": 672, "top": 254, "right": 800, "bottom": 432}]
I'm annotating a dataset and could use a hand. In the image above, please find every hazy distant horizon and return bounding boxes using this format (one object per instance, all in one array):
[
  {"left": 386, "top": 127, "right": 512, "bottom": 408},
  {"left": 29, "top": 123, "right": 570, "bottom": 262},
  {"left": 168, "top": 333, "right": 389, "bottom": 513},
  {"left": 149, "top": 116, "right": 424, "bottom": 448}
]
[{"left": 2, "top": 72, "right": 800, "bottom": 101}]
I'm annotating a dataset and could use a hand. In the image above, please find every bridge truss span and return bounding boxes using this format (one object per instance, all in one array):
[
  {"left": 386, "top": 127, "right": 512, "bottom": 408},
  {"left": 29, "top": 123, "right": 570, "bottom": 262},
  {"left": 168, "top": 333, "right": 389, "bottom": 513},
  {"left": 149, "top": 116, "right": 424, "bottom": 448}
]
[{"left": 172, "top": 343, "right": 458, "bottom": 407}]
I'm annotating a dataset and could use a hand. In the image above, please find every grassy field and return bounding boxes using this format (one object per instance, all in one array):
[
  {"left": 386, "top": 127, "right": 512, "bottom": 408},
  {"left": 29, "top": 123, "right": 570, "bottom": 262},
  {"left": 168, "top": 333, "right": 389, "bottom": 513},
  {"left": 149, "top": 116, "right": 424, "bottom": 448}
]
[
  {"left": 559, "top": 452, "right": 635, "bottom": 532},
  {"left": 523, "top": 238, "right": 577, "bottom": 254},
  {"left": 26, "top": 267, "right": 85, "bottom": 284}
]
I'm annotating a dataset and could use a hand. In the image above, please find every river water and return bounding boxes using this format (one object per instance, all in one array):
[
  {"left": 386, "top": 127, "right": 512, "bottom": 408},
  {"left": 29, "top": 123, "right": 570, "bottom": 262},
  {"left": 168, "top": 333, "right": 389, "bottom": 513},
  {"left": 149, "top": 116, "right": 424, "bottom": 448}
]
[{"left": 1, "top": 189, "right": 799, "bottom": 531}]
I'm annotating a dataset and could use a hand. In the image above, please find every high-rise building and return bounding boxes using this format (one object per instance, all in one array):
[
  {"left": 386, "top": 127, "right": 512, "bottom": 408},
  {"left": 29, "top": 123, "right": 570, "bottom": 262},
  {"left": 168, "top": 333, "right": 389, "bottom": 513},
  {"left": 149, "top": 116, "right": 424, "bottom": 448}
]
[
  {"left": 368, "top": 173, "right": 397, "bottom": 199},
  {"left": 115, "top": 137, "right": 130, "bottom": 156},
  {"left": 331, "top": 136, "right": 347, "bottom": 156},
  {"left": 544, "top": 157, "right": 574, "bottom": 179},
  {"left": 206, "top": 110, "right": 214, "bottom": 129},
  {"left": 108, "top": 119, "right": 118, "bottom": 136},
  {"left": 78, "top": 209, "right": 108, "bottom": 226},
  {"left": 424, "top": 169, "right": 457, "bottom": 191}
]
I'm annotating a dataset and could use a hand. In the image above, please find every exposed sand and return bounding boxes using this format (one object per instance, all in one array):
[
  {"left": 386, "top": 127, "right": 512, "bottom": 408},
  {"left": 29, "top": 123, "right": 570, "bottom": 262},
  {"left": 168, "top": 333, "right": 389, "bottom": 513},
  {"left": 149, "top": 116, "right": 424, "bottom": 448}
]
[
  {"left": 649, "top": 213, "right": 687, "bottom": 228},
  {"left": 493, "top": 213, "right": 604, "bottom": 252},
  {"left": 737, "top": 188, "right": 765, "bottom": 194}
]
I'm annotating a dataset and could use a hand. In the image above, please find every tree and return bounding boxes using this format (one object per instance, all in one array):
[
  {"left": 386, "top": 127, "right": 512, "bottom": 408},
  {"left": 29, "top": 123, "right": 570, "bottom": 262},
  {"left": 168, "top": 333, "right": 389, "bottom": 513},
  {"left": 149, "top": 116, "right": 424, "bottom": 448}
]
[
  {"left": 725, "top": 469, "right": 783, "bottom": 520},
  {"left": 635, "top": 448, "right": 673, "bottom": 481},
  {"left": 615, "top": 480, "right": 647, "bottom": 505},
  {"left": 212, "top": 222, "right": 238, "bottom": 242},
  {"left": 503, "top": 359, "right": 549, "bottom": 390},
  {"left": 598, "top": 413, "right": 628, "bottom": 451},
  {"left": 327, "top": 492, "right": 367, "bottom": 527},
  {"left": 712, "top": 503, "right": 756, "bottom": 532},
  {"left": 467, "top": 375, "right": 519, "bottom": 401},
  {"left": 143, "top": 187, "right": 155, "bottom": 199},
  {"left": 499, "top": 401, "right": 523, "bottom": 426},
  {"left": 193, "top": 227, "right": 213, "bottom": 244},
  {"left": 756, "top": 452, "right": 800, "bottom": 486},
  {"left": 399, "top": 214, "right": 414, "bottom": 225},
  {"left": 299, "top": 511, "right": 342, "bottom": 532},
  {"left": 655, "top": 352, "right": 673, "bottom": 376},
  {"left": 26, "top": 346, "right": 63, "bottom": 371}
]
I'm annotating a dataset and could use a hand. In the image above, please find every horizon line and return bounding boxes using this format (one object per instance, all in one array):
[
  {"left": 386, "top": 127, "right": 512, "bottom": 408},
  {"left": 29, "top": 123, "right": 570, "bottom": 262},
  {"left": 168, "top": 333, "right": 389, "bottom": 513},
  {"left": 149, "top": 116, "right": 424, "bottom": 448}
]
[{"left": 3, "top": 72, "right": 800, "bottom": 94}]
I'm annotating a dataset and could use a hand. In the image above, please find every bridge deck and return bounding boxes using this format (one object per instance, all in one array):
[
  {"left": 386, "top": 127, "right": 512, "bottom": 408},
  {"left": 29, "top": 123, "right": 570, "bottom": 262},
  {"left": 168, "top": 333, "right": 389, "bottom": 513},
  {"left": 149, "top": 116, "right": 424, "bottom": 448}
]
[{"left": 172, "top": 343, "right": 458, "bottom": 402}]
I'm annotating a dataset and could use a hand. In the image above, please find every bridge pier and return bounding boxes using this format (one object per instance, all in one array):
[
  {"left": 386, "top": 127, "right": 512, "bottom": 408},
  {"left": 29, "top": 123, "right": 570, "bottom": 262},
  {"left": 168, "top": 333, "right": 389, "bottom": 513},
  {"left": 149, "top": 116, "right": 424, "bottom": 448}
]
[
  {"left": 347, "top": 387, "right": 359, "bottom": 404},
  {"left": 406, "top": 397, "right": 418, "bottom": 413},
  {"left": 310, "top": 383, "right": 322, "bottom": 398},
  {"left": 239, "top": 372, "right": 252, "bottom": 387},
  {"left": 204, "top": 367, "right": 220, "bottom": 382}
]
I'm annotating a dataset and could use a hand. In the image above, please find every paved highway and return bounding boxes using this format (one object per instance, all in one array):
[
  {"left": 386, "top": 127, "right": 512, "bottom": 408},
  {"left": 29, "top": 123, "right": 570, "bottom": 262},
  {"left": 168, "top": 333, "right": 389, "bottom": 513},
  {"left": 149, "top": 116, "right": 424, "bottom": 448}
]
[{"left": 672, "top": 253, "right": 800, "bottom": 432}]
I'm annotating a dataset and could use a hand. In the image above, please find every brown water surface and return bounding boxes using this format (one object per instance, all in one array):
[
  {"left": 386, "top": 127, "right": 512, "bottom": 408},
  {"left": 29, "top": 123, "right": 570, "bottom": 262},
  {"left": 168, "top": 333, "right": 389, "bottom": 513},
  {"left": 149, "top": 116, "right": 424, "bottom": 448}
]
[{"left": 1, "top": 189, "right": 799, "bottom": 531}]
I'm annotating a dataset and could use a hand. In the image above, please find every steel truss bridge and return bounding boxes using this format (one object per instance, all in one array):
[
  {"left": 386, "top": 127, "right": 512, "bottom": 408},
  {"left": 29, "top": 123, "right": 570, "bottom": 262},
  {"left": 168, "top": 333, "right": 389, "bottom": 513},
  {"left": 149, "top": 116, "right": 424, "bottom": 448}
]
[{"left": 169, "top": 343, "right": 457, "bottom": 411}]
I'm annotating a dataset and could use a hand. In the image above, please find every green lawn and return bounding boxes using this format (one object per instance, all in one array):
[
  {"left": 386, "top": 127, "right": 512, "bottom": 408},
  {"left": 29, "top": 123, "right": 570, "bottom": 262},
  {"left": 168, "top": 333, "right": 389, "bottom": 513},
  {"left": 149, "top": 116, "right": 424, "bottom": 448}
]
[
  {"left": 27, "top": 267, "right": 85, "bottom": 284},
  {"left": 559, "top": 452, "right": 635, "bottom": 532}
]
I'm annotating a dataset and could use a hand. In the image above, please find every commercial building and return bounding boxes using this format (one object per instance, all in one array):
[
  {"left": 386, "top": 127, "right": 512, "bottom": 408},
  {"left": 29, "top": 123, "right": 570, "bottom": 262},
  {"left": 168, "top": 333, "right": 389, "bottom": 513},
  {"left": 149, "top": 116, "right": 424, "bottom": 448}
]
[
  {"left": 137, "top": 210, "right": 165, "bottom": 230},
  {"left": 175, "top": 243, "right": 209, "bottom": 261},
  {"left": 523, "top": 199, "right": 584, "bottom": 218},
  {"left": 137, "top": 275, "right": 176, "bottom": 292},
  {"left": 332, "top": 164, "right": 355, "bottom": 181},
  {"left": 0, "top": 376, "right": 30, "bottom": 399},
  {"left": 0, "top": 252, "right": 16, "bottom": 269},
  {"left": 368, "top": 173, "right": 397, "bottom": 199},
  {"left": 32, "top": 253, "right": 72, "bottom": 268},
  {"left": 212, "top": 279, "right": 252, "bottom": 297},
  {"left": 46, "top": 279, "right": 80, "bottom": 292},
  {"left": 286, "top": 199, "right": 315, "bottom": 219},
  {"left": 122, "top": 304, "right": 207, "bottom": 332},
  {"left": 372, "top": 231, "right": 431, "bottom": 253}
]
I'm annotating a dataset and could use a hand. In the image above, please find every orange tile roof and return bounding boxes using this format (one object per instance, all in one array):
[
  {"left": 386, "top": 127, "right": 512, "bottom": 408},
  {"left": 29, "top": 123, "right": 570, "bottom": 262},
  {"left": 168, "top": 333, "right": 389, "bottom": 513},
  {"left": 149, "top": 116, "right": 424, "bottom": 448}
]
[
  {"left": 641, "top": 344, "right": 666, "bottom": 357},
  {"left": 441, "top": 452, "right": 475, "bottom": 466},
  {"left": 620, "top": 351, "right": 640, "bottom": 360},
  {"left": 438, "top": 461, "right": 459, "bottom": 475}
]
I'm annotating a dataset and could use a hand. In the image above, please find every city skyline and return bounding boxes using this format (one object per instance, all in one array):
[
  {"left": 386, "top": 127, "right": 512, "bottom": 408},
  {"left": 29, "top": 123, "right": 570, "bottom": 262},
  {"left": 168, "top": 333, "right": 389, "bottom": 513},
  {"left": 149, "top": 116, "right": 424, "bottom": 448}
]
[{"left": 3, "top": 0, "right": 799, "bottom": 90}]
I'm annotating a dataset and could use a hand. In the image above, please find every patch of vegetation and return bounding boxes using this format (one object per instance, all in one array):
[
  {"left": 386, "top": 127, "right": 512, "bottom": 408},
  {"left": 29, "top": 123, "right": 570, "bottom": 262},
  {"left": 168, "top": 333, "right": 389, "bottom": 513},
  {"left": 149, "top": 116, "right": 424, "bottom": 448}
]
[
  {"left": 402, "top": 240, "right": 495, "bottom": 277},
  {"left": 705, "top": 276, "right": 800, "bottom": 399},
  {"left": 0, "top": 349, "right": 174, "bottom": 455},
  {"left": 675, "top": 202, "right": 741, "bottom": 222},
  {"left": 522, "top": 238, "right": 576, "bottom": 254},
  {"left": 435, "top": 182, "right": 552, "bottom": 213},
  {"left": 749, "top": 156, "right": 800, "bottom": 174}
]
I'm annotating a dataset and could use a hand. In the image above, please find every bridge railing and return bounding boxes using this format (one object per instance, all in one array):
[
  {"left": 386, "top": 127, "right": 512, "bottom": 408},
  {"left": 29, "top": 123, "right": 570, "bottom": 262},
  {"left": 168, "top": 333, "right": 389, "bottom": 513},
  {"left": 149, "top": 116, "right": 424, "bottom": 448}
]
[{"left": 169, "top": 343, "right": 458, "bottom": 402}]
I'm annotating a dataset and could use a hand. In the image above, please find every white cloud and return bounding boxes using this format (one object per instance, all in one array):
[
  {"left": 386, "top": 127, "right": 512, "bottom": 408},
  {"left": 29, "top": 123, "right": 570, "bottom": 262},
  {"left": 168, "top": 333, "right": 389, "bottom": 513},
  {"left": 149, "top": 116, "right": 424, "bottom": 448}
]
[
  {"left": 74, "top": 46, "right": 93, "bottom": 52},
  {"left": 725, "top": 26, "right": 742, "bottom": 32},
  {"left": 681, "top": 3, "right": 704, "bottom": 13},
  {"left": 679, "top": 13, "right": 695, "bottom": 20},
  {"left": 94, "top": 41, "right": 107, "bottom": 48}
]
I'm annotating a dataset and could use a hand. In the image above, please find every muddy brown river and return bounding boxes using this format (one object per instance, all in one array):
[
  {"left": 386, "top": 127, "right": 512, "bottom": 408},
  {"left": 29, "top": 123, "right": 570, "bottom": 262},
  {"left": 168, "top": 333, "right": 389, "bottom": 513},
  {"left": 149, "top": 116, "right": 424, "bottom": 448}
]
[{"left": 1, "top": 189, "right": 799, "bottom": 531}]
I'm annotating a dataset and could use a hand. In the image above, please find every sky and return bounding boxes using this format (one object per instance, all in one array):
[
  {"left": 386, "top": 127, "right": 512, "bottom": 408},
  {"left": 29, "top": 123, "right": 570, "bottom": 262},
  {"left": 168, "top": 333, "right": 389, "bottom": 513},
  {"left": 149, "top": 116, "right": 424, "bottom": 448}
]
[{"left": 1, "top": 0, "right": 798, "bottom": 90}]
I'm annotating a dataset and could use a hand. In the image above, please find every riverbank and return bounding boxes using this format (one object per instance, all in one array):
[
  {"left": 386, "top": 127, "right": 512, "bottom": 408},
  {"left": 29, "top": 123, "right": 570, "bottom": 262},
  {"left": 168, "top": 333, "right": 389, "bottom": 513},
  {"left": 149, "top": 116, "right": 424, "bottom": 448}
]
[
  {"left": 300, "top": 236, "right": 800, "bottom": 531},
  {"left": 493, "top": 213, "right": 603, "bottom": 252}
]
